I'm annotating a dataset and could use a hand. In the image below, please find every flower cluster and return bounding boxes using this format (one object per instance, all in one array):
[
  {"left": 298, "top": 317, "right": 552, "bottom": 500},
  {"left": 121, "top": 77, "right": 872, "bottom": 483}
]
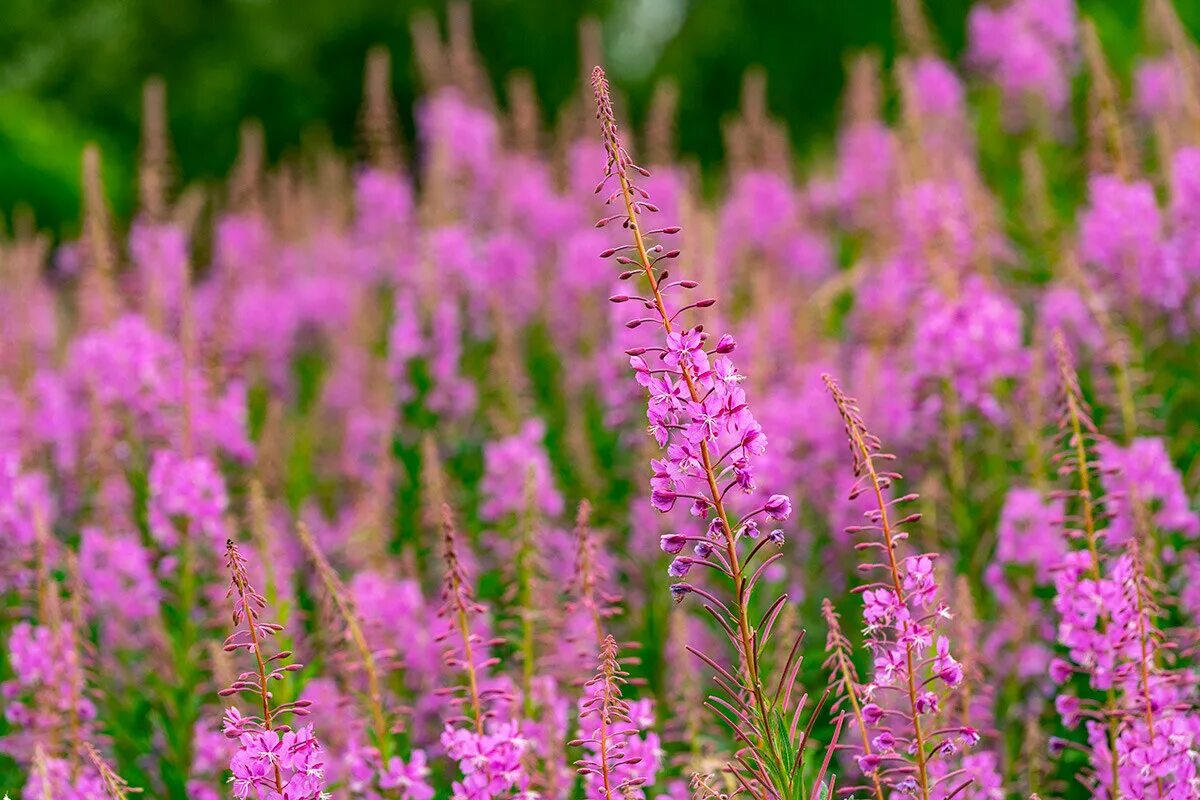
[
  {"left": 967, "top": 0, "right": 1079, "bottom": 122},
  {"left": 0, "top": 453, "right": 52, "bottom": 587},
  {"left": 1079, "top": 175, "right": 1184, "bottom": 313},
  {"left": 148, "top": 449, "right": 231, "bottom": 549},
  {"left": 436, "top": 503, "right": 534, "bottom": 800},
  {"left": 591, "top": 67, "right": 788, "bottom": 573},
  {"left": 66, "top": 314, "right": 252, "bottom": 460},
  {"left": 993, "top": 487, "right": 1066, "bottom": 581},
  {"left": 2, "top": 622, "right": 96, "bottom": 763},
  {"left": 1135, "top": 58, "right": 1183, "bottom": 121},
  {"left": 1098, "top": 436, "right": 1199, "bottom": 544},
  {"left": 910, "top": 276, "right": 1026, "bottom": 421},
  {"left": 379, "top": 750, "right": 436, "bottom": 800},
  {"left": 129, "top": 220, "right": 190, "bottom": 324},
  {"left": 441, "top": 723, "right": 534, "bottom": 800},
  {"left": 479, "top": 418, "right": 563, "bottom": 522},
  {"left": 824, "top": 374, "right": 977, "bottom": 799},
  {"left": 227, "top": 725, "right": 327, "bottom": 800},
  {"left": 1048, "top": 334, "right": 1200, "bottom": 796},
  {"left": 21, "top": 748, "right": 113, "bottom": 800},
  {"left": 78, "top": 526, "right": 162, "bottom": 626}
]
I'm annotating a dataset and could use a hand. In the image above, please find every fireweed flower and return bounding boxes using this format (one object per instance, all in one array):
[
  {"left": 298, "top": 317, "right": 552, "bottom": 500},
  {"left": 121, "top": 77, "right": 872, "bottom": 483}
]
[
  {"left": 1134, "top": 57, "right": 1185, "bottom": 122},
  {"left": 520, "top": 675, "right": 573, "bottom": 800},
  {"left": 981, "top": 488, "right": 1064, "bottom": 693},
  {"left": 1098, "top": 436, "right": 1199, "bottom": 545},
  {"left": 1037, "top": 284, "right": 1105, "bottom": 358},
  {"left": 379, "top": 749, "right": 436, "bottom": 800},
  {"left": 571, "top": 635, "right": 660, "bottom": 800},
  {"left": 353, "top": 166, "right": 414, "bottom": 280},
  {"left": 424, "top": 294, "right": 478, "bottom": 421},
  {"left": 217, "top": 280, "right": 304, "bottom": 390},
  {"left": 967, "top": 0, "right": 1079, "bottom": 127},
  {"left": 1079, "top": 174, "right": 1186, "bottom": 313},
  {"left": 0, "top": 453, "right": 53, "bottom": 590},
  {"left": 296, "top": 522, "right": 396, "bottom": 776},
  {"left": 1046, "top": 333, "right": 1200, "bottom": 797},
  {"left": 1, "top": 621, "right": 96, "bottom": 765},
  {"left": 479, "top": 419, "right": 563, "bottom": 522},
  {"left": 900, "top": 56, "right": 970, "bottom": 159},
  {"left": 896, "top": 180, "right": 975, "bottom": 274},
  {"left": 353, "top": 46, "right": 415, "bottom": 286},
  {"left": 592, "top": 66, "right": 840, "bottom": 800},
  {"left": 908, "top": 57, "right": 966, "bottom": 123},
  {"left": 563, "top": 501, "right": 624, "bottom": 675},
  {"left": 78, "top": 526, "right": 162, "bottom": 631},
  {"left": 436, "top": 504, "right": 533, "bottom": 800},
  {"left": 300, "top": 650, "right": 431, "bottom": 799},
  {"left": 833, "top": 117, "right": 897, "bottom": 227},
  {"left": 824, "top": 374, "right": 976, "bottom": 800},
  {"left": 910, "top": 276, "right": 1026, "bottom": 423},
  {"left": 190, "top": 718, "right": 237, "bottom": 800},
  {"left": 220, "top": 540, "right": 325, "bottom": 800},
  {"left": 1048, "top": 334, "right": 1126, "bottom": 775},
  {"left": 23, "top": 745, "right": 132, "bottom": 800},
  {"left": 1049, "top": 334, "right": 1128, "bottom": 657},
  {"left": 66, "top": 314, "right": 252, "bottom": 460},
  {"left": 416, "top": 88, "right": 500, "bottom": 202},
  {"left": 717, "top": 168, "right": 798, "bottom": 263},
  {"left": 994, "top": 487, "right": 1066, "bottom": 582},
  {"left": 129, "top": 220, "right": 189, "bottom": 326},
  {"left": 351, "top": 570, "right": 441, "bottom": 691},
  {"left": 436, "top": 503, "right": 504, "bottom": 731},
  {"left": 822, "top": 599, "right": 886, "bottom": 800},
  {"left": 148, "top": 449, "right": 230, "bottom": 551},
  {"left": 1168, "top": 146, "right": 1200, "bottom": 286}
]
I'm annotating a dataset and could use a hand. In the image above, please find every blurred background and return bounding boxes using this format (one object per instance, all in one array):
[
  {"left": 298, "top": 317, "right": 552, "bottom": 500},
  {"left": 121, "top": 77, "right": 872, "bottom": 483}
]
[{"left": 0, "top": 0, "right": 1195, "bottom": 234}]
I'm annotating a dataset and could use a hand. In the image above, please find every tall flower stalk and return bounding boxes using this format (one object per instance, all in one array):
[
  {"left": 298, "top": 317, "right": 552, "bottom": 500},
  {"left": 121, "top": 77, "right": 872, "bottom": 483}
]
[
  {"left": 220, "top": 540, "right": 325, "bottom": 800},
  {"left": 1049, "top": 331, "right": 1123, "bottom": 797},
  {"left": 80, "top": 741, "right": 142, "bottom": 800},
  {"left": 436, "top": 504, "right": 533, "bottom": 800},
  {"left": 822, "top": 599, "right": 886, "bottom": 800},
  {"left": 1049, "top": 333, "right": 1198, "bottom": 798},
  {"left": 572, "top": 634, "right": 650, "bottom": 800},
  {"left": 514, "top": 466, "right": 547, "bottom": 718},
  {"left": 592, "top": 66, "right": 828, "bottom": 800},
  {"left": 566, "top": 499, "right": 621, "bottom": 664},
  {"left": 436, "top": 503, "right": 492, "bottom": 734},
  {"left": 296, "top": 521, "right": 392, "bottom": 761},
  {"left": 823, "top": 374, "right": 973, "bottom": 800}
]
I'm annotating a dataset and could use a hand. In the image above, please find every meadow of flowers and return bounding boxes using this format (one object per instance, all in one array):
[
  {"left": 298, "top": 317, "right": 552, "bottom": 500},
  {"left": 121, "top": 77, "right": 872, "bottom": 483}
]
[{"left": 3, "top": 1, "right": 1200, "bottom": 798}]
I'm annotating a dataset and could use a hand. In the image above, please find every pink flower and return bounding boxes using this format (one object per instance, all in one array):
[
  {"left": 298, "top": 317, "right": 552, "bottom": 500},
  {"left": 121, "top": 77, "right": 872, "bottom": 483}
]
[{"left": 933, "top": 636, "right": 964, "bottom": 687}]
